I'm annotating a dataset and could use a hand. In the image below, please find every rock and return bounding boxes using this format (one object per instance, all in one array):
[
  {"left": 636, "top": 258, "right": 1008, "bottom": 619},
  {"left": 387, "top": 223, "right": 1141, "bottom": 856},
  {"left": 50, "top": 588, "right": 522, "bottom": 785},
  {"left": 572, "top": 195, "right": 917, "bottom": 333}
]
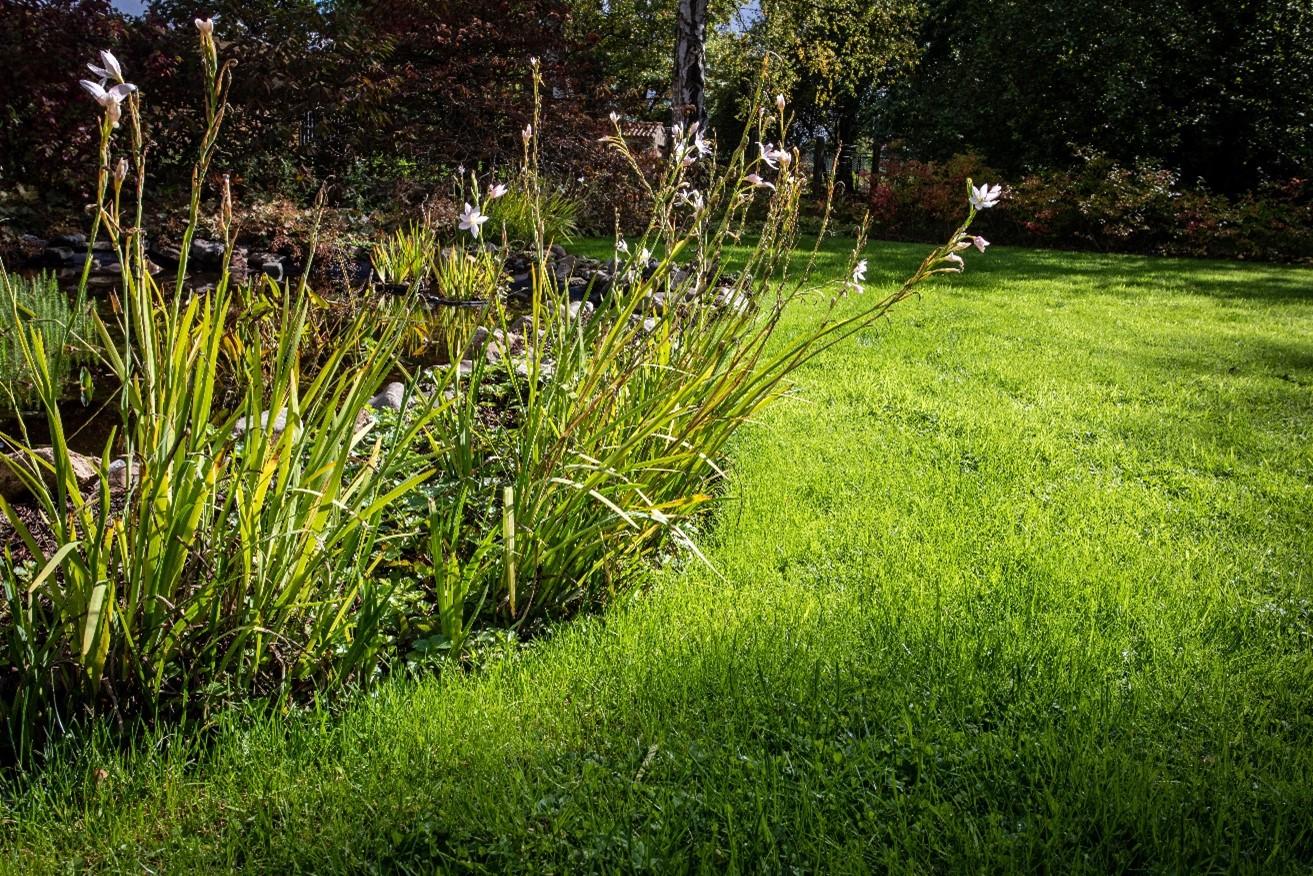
[
  {"left": 232, "top": 408, "right": 289, "bottom": 439},
  {"left": 565, "top": 300, "right": 595, "bottom": 321},
  {"left": 368, "top": 381, "right": 407, "bottom": 411},
  {"left": 250, "top": 251, "right": 286, "bottom": 281},
  {"left": 106, "top": 457, "right": 140, "bottom": 491},
  {"left": 0, "top": 447, "right": 100, "bottom": 500},
  {"left": 353, "top": 408, "right": 376, "bottom": 433},
  {"left": 29, "top": 246, "right": 76, "bottom": 268},
  {"left": 514, "top": 359, "right": 555, "bottom": 383},
  {"left": 509, "top": 315, "right": 535, "bottom": 335},
  {"left": 190, "top": 238, "right": 227, "bottom": 269},
  {"left": 49, "top": 233, "right": 87, "bottom": 248},
  {"left": 149, "top": 244, "right": 182, "bottom": 268}
]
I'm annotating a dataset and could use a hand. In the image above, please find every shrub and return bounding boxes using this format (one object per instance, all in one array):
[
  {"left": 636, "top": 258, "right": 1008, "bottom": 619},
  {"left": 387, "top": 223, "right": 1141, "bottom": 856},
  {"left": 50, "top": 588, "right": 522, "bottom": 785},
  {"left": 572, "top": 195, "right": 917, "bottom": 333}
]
[{"left": 869, "top": 148, "right": 1313, "bottom": 264}]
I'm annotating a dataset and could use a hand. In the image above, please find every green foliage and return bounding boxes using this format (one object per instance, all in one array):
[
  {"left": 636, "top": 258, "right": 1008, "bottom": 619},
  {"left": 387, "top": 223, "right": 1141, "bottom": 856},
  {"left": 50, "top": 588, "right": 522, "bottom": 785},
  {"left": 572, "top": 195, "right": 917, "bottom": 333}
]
[
  {"left": 371, "top": 223, "right": 436, "bottom": 286},
  {"left": 888, "top": 0, "right": 1313, "bottom": 193},
  {"left": 3, "top": 244, "right": 1311, "bottom": 870},
  {"left": 486, "top": 186, "right": 580, "bottom": 245},
  {"left": 0, "top": 269, "right": 96, "bottom": 413}
]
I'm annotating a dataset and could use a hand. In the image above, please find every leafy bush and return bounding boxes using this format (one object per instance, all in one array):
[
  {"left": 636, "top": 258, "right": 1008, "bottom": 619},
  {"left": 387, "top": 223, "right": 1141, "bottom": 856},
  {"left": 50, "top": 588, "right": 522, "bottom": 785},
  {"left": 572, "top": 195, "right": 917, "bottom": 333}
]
[{"left": 869, "top": 149, "right": 1313, "bottom": 263}]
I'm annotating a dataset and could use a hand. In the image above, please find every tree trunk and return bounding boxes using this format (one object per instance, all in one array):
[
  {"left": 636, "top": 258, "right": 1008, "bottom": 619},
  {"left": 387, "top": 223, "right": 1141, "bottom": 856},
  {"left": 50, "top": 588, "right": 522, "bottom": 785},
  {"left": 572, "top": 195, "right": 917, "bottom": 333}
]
[
  {"left": 672, "top": 0, "right": 708, "bottom": 129},
  {"left": 834, "top": 100, "right": 859, "bottom": 195}
]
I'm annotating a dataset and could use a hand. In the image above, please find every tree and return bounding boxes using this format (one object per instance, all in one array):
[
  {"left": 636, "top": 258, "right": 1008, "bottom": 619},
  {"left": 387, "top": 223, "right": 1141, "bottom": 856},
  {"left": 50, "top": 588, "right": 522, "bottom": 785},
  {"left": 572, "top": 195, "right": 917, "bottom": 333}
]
[
  {"left": 888, "top": 0, "right": 1313, "bottom": 193},
  {"left": 711, "top": 0, "right": 922, "bottom": 193},
  {"left": 672, "top": 0, "right": 708, "bottom": 127}
]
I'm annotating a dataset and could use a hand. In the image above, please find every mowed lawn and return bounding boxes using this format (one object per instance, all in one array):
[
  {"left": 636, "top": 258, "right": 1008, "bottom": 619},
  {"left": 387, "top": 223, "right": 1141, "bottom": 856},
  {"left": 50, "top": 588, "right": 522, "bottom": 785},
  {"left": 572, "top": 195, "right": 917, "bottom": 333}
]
[{"left": 3, "top": 242, "right": 1311, "bottom": 873}]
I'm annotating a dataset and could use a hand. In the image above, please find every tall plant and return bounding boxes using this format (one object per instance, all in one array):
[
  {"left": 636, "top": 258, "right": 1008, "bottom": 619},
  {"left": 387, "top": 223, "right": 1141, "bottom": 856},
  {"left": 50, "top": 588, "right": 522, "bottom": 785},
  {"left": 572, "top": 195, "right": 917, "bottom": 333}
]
[{"left": 0, "top": 22, "right": 442, "bottom": 760}]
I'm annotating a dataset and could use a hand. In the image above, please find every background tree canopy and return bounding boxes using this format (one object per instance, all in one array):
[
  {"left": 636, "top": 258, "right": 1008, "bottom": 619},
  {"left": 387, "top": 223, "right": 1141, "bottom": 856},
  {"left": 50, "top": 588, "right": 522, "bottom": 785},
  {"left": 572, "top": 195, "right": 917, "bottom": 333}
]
[
  {"left": 887, "top": 0, "right": 1313, "bottom": 194},
  {"left": 1, "top": 0, "right": 1310, "bottom": 253}
]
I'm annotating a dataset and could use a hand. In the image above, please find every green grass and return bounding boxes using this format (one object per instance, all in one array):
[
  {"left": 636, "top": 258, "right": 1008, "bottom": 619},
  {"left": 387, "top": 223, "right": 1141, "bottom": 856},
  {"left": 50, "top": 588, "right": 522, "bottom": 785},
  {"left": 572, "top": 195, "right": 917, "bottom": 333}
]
[{"left": 3, "top": 241, "right": 1311, "bottom": 873}]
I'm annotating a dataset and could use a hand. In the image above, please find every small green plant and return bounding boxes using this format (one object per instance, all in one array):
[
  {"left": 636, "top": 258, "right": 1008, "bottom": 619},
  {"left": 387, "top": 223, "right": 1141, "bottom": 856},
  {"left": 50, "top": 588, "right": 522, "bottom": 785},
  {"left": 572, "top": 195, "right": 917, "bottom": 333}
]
[
  {"left": 372, "top": 222, "right": 436, "bottom": 286},
  {"left": 429, "top": 247, "right": 503, "bottom": 301},
  {"left": 0, "top": 268, "right": 96, "bottom": 412},
  {"left": 486, "top": 185, "right": 579, "bottom": 244}
]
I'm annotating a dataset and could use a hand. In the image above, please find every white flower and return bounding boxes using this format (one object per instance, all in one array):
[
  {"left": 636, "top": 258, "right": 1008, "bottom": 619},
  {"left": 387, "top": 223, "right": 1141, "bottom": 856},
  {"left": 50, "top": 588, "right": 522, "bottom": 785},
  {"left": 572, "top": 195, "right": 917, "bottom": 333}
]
[
  {"left": 744, "top": 173, "right": 775, "bottom": 191},
  {"left": 577, "top": 175, "right": 585, "bottom": 184},
  {"left": 639, "top": 247, "right": 652, "bottom": 263},
  {"left": 80, "top": 79, "right": 136, "bottom": 126},
  {"left": 529, "top": 56, "right": 540, "bottom": 67},
  {"left": 775, "top": 93, "right": 786, "bottom": 111},
  {"left": 758, "top": 142, "right": 790, "bottom": 169},
  {"left": 969, "top": 182, "right": 1002, "bottom": 210},
  {"left": 114, "top": 157, "right": 128, "bottom": 184},
  {"left": 487, "top": 182, "right": 508, "bottom": 200},
  {"left": 194, "top": 17, "right": 214, "bottom": 35},
  {"left": 521, "top": 124, "right": 533, "bottom": 143},
  {"left": 852, "top": 259, "right": 867, "bottom": 284},
  {"left": 672, "top": 122, "right": 684, "bottom": 141},
  {"left": 942, "top": 252, "right": 964, "bottom": 270},
  {"left": 972, "top": 235, "right": 990, "bottom": 253},
  {"left": 87, "top": 50, "right": 124, "bottom": 84},
  {"left": 616, "top": 238, "right": 629, "bottom": 254},
  {"left": 693, "top": 130, "right": 712, "bottom": 158},
  {"left": 458, "top": 202, "right": 489, "bottom": 237},
  {"left": 678, "top": 189, "right": 705, "bottom": 211},
  {"left": 609, "top": 111, "right": 620, "bottom": 124}
]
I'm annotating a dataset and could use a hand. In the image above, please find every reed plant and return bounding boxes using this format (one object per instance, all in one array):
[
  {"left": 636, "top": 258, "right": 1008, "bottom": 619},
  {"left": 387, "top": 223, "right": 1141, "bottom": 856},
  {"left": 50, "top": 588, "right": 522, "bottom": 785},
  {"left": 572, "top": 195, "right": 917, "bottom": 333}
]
[
  {"left": 392, "top": 63, "right": 997, "bottom": 634},
  {"left": 0, "top": 23, "right": 446, "bottom": 761},
  {"left": 0, "top": 31, "right": 999, "bottom": 762}
]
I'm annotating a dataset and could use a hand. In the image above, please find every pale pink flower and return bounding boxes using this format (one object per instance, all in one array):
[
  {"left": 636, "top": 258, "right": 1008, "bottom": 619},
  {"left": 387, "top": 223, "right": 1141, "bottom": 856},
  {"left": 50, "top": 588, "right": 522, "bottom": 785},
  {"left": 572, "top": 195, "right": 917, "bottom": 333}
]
[
  {"left": 972, "top": 235, "right": 990, "bottom": 253},
  {"left": 488, "top": 182, "right": 508, "bottom": 200},
  {"left": 194, "top": 18, "right": 214, "bottom": 35},
  {"left": 969, "top": 183, "right": 1002, "bottom": 210},
  {"left": 693, "top": 130, "right": 712, "bottom": 158},
  {"left": 80, "top": 79, "right": 135, "bottom": 126},
  {"left": 458, "top": 203, "right": 489, "bottom": 238},
  {"left": 86, "top": 50, "right": 124, "bottom": 84},
  {"left": 744, "top": 173, "right": 775, "bottom": 191}
]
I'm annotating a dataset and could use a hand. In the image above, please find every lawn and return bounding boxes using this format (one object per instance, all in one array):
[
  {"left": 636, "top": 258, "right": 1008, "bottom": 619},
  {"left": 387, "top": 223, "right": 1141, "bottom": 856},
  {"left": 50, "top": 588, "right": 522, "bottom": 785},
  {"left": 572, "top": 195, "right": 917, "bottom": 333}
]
[{"left": 3, "top": 241, "right": 1311, "bottom": 873}]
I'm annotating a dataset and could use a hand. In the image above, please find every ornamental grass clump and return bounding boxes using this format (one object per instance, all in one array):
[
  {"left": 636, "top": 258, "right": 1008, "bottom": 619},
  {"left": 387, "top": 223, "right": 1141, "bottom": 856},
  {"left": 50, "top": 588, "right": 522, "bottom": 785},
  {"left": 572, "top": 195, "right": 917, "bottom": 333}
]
[
  {"left": 0, "top": 28, "right": 1000, "bottom": 764},
  {"left": 0, "top": 22, "right": 445, "bottom": 762},
  {"left": 392, "top": 62, "right": 999, "bottom": 634}
]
